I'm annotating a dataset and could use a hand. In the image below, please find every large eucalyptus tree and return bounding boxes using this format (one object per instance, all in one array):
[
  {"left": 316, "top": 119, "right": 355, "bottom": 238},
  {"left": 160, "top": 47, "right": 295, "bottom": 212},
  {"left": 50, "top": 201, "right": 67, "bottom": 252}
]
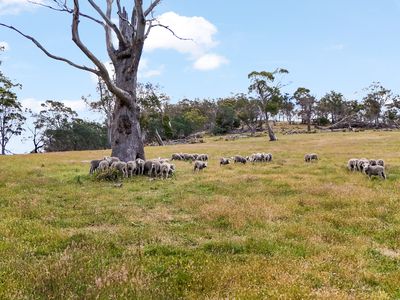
[{"left": 0, "top": 0, "right": 167, "bottom": 161}]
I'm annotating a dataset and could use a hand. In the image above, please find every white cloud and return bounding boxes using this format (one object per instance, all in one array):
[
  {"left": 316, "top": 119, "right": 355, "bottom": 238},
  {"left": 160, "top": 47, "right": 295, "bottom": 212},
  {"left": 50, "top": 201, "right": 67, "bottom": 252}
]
[
  {"left": 138, "top": 58, "right": 164, "bottom": 78},
  {"left": 193, "top": 53, "right": 229, "bottom": 71},
  {"left": 0, "top": 0, "right": 44, "bottom": 15},
  {"left": 22, "top": 98, "right": 86, "bottom": 113},
  {"left": 145, "top": 11, "right": 228, "bottom": 71},
  {"left": 145, "top": 12, "right": 218, "bottom": 57},
  {"left": 0, "top": 41, "right": 10, "bottom": 51},
  {"left": 328, "top": 44, "right": 345, "bottom": 51}
]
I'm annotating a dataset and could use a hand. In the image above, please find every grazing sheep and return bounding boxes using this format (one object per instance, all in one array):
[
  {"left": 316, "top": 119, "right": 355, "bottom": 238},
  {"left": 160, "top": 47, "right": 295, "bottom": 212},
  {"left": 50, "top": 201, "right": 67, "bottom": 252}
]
[
  {"left": 377, "top": 159, "right": 385, "bottom": 167},
  {"left": 220, "top": 157, "right": 230, "bottom": 165},
  {"left": 135, "top": 158, "right": 145, "bottom": 175},
  {"left": 160, "top": 162, "right": 176, "bottom": 179},
  {"left": 364, "top": 165, "right": 386, "bottom": 180},
  {"left": 126, "top": 161, "right": 137, "bottom": 177},
  {"left": 197, "top": 154, "right": 209, "bottom": 161},
  {"left": 347, "top": 158, "right": 359, "bottom": 171},
  {"left": 111, "top": 161, "right": 128, "bottom": 177},
  {"left": 104, "top": 156, "right": 120, "bottom": 166},
  {"left": 232, "top": 155, "right": 247, "bottom": 164},
  {"left": 143, "top": 160, "right": 161, "bottom": 177},
  {"left": 305, "top": 153, "right": 318, "bottom": 162},
  {"left": 265, "top": 153, "right": 273, "bottom": 162},
  {"left": 157, "top": 157, "right": 170, "bottom": 164},
  {"left": 98, "top": 160, "right": 110, "bottom": 172},
  {"left": 171, "top": 153, "right": 183, "bottom": 161},
  {"left": 89, "top": 159, "right": 102, "bottom": 174},
  {"left": 193, "top": 160, "right": 207, "bottom": 172},
  {"left": 357, "top": 158, "right": 369, "bottom": 172},
  {"left": 369, "top": 159, "right": 377, "bottom": 166}
]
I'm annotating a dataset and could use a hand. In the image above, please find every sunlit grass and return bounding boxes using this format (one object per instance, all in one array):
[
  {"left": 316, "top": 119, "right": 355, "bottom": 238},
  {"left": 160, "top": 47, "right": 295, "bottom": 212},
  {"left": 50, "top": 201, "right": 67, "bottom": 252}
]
[{"left": 0, "top": 131, "right": 399, "bottom": 298}]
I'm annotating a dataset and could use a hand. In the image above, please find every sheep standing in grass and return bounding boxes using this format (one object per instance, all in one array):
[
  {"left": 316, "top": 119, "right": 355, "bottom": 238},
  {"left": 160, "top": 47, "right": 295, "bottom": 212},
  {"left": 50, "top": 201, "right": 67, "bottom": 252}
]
[
  {"left": 143, "top": 160, "right": 161, "bottom": 177},
  {"left": 265, "top": 153, "right": 273, "bottom": 162},
  {"left": 89, "top": 159, "right": 102, "bottom": 174},
  {"left": 160, "top": 162, "right": 176, "bottom": 179},
  {"left": 347, "top": 158, "right": 359, "bottom": 171},
  {"left": 135, "top": 158, "right": 145, "bottom": 175},
  {"left": 171, "top": 153, "right": 183, "bottom": 161},
  {"left": 126, "top": 161, "right": 137, "bottom": 177},
  {"left": 104, "top": 156, "right": 120, "bottom": 166},
  {"left": 364, "top": 165, "right": 386, "bottom": 180},
  {"left": 220, "top": 157, "right": 230, "bottom": 165},
  {"left": 233, "top": 155, "right": 247, "bottom": 164},
  {"left": 377, "top": 159, "right": 385, "bottom": 167},
  {"left": 197, "top": 154, "right": 209, "bottom": 161},
  {"left": 111, "top": 161, "right": 128, "bottom": 177},
  {"left": 98, "top": 160, "right": 110, "bottom": 172},
  {"left": 357, "top": 158, "right": 369, "bottom": 172},
  {"left": 194, "top": 160, "right": 207, "bottom": 172},
  {"left": 305, "top": 153, "right": 318, "bottom": 162}
]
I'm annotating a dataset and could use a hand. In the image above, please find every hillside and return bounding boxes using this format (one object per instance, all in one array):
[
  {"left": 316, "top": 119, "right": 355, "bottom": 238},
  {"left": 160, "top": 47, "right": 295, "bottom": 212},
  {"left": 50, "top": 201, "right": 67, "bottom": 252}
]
[{"left": 0, "top": 131, "right": 399, "bottom": 299}]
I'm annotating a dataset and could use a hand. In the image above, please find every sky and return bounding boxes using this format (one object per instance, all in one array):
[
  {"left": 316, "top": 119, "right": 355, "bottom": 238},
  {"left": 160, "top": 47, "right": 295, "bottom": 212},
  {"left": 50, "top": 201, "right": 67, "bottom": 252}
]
[{"left": 1, "top": 0, "right": 400, "bottom": 153}]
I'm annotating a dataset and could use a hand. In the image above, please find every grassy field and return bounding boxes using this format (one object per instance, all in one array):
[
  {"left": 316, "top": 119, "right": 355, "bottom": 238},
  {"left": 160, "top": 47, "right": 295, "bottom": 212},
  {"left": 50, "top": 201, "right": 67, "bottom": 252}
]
[{"left": 0, "top": 131, "right": 400, "bottom": 299}]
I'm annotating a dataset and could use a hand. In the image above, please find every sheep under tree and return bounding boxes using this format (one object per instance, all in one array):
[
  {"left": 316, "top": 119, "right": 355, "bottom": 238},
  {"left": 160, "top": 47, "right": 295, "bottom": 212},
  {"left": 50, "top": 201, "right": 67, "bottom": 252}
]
[{"left": 0, "top": 0, "right": 182, "bottom": 162}]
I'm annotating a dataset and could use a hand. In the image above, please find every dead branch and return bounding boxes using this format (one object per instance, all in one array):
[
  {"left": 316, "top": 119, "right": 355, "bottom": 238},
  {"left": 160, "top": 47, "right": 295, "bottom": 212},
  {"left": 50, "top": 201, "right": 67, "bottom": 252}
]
[{"left": 0, "top": 22, "right": 99, "bottom": 74}]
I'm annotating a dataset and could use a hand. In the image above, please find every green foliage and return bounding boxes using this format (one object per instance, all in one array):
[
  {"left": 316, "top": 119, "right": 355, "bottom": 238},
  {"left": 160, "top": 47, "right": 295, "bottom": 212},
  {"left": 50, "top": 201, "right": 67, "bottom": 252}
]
[
  {"left": 44, "top": 119, "right": 108, "bottom": 152},
  {"left": 0, "top": 55, "right": 25, "bottom": 155}
]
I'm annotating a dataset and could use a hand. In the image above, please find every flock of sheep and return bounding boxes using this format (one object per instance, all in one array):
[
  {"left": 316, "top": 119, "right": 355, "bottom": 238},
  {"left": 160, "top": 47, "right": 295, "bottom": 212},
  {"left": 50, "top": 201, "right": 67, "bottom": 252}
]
[
  {"left": 88, "top": 151, "right": 387, "bottom": 180},
  {"left": 347, "top": 158, "right": 386, "bottom": 180},
  {"left": 89, "top": 156, "right": 176, "bottom": 179}
]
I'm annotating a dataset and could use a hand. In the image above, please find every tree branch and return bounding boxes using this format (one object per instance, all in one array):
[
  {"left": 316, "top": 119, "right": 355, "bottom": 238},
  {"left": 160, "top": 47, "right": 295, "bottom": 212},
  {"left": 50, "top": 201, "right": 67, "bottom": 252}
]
[
  {"left": 0, "top": 23, "right": 99, "bottom": 74},
  {"left": 28, "top": 0, "right": 104, "bottom": 25},
  {"left": 105, "top": 0, "right": 117, "bottom": 64},
  {"left": 144, "top": 0, "right": 162, "bottom": 17},
  {"left": 148, "top": 23, "right": 192, "bottom": 41},
  {"left": 88, "top": 0, "right": 128, "bottom": 47},
  {"left": 72, "top": 0, "right": 132, "bottom": 107}
]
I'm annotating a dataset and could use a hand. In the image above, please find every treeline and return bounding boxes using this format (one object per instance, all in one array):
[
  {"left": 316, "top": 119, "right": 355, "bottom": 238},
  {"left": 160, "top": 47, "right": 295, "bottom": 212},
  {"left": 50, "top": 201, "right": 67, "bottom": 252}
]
[{"left": 2, "top": 53, "right": 400, "bottom": 154}]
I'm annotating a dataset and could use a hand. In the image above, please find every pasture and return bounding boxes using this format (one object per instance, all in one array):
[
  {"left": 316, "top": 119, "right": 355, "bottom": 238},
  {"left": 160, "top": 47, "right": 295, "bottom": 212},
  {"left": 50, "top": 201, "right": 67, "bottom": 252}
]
[{"left": 0, "top": 131, "right": 399, "bottom": 299}]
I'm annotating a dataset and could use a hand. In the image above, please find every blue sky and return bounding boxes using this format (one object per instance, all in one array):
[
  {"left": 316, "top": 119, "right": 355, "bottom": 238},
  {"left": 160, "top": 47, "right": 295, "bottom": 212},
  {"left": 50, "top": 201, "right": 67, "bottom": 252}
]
[{"left": 1, "top": 0, "right": 400, "bottom": 153}]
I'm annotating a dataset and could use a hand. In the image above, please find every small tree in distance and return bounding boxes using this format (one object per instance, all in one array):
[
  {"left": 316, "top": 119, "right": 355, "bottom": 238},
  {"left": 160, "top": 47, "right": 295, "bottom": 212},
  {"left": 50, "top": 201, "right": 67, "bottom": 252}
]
[
  {"left": 0, "top": 51, "right": 26, "bottom": 155},
  {"left": 248, "top": 69, "right": 289, "bottom": 141}
]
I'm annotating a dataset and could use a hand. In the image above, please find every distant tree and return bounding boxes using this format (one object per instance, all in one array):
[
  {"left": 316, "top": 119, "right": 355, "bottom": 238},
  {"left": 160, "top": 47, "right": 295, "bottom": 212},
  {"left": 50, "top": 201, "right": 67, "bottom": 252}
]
[
  {"left": 137, "top": 82, "right": 171, "bottom": 144},
  {"left": 26, "top": 110, "right": 45, "bottom": 153},
  {"left": 362, "top": 82, "right": 392, "bottom": 125},
  {"left": 248, "top": 69, "right": 289, "bottom": 141},
  {"left": 280, "top": 93, "right": 295, "bottom": 124},
  {"left": 317, "top": 91, "right": 346, "bottom": 124},
  {"left": 0, "top": 55, "right": 25, "bottom": 155},
  {"left": 83, "top": 76, "right": 115, "bottom": 146},
  {"left": 213, "top": 97, "right": 240, "bottom": 134},
  {"left": 294, "top": 87, "right": 315, "bottom": 132},
  {"left": 44, "top": 118, "right": 108, "bottom": 152},
  {"left": 234, "top": 93, "right": 259, "bottom": 135}
]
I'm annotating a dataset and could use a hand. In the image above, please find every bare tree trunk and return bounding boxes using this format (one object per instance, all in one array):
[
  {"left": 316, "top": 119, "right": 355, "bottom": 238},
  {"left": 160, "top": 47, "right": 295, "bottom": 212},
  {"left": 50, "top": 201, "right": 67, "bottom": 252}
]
[
  {"left": 155, "top": 129, "right": 164, "bottom": 146},
  {"left": 111, "top": 100, "right": 144, "bottom": 161},
  {"left": 265, "top": 116, "right": 277, "bottom": 141}
]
